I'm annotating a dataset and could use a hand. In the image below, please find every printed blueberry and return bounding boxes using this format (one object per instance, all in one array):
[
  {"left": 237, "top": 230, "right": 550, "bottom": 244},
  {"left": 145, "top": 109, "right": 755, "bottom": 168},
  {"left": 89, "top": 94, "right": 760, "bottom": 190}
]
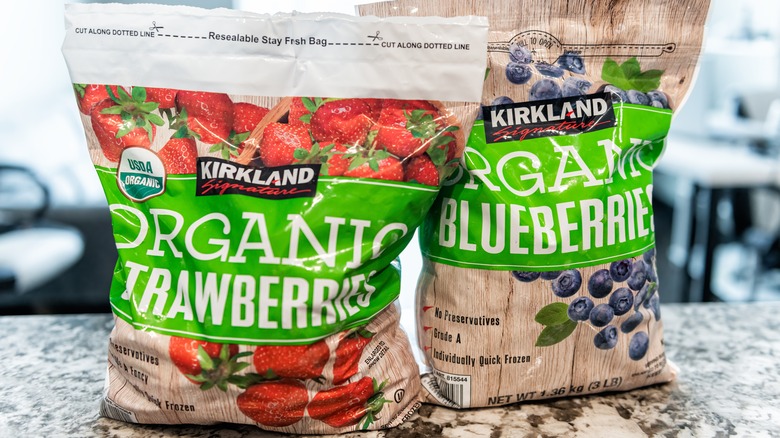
[
  {"left": 512, "top": 271, "right": 541, "bottom": 282},
  {"left": 593, "top": 325, "right": 618, "bottom": 350},
  {"left": 647, "top": 90, "right": 669, "bottom": 109},
  {"left": 557, "top": 52, "right": 586, "bottom": 74},
  {"left": 588, "top": 269, "right": 613, "bottom": 298},
  {"left": 509, "top": 43, "right": 532, "bottom": 64},
  {"left": 529, "top": 79, "right": 563, "bottom": 101},
  {"left": 603, "top": 85, "right": 628, "bottom": 103},
  {"left": 645, "top": 261, "right": 658, "bottom": 283},
  {"left": 491, "top": 96, "right": 515, "bottom": 106},
  {"left": 649, "top": 294, "right": 661, "bottom": 320},
  {"left": 627, "top": 90, "right": 650, "bottom": 106},
  {"left": 620, "top": 311, "right": 644, "bottom": 333},
  {"left": 534, "top": 62, "right": 564, "bottom": 78},
  {"left": 609, "top": 287, "right": 634, "bottom": 316},
  {"left": 478, "top": 96, "right": 515, "bottom": 121},
  {"left": 540, "top": 270, "right": 562, "bottom": 280},
  {"left": 562, "top": 77, "right": 593, "bottom": 97},
  {"left": 634, "top": 283, "right": 656, "bottom": 310},
  {"left": 552, "top": 269, "right": 582, "bottom": 297},
  {"left": 642, "top": 248, "right": 655, "bottom": 263},
  {"left": 610, "top": 259, "right": 633, "bottom": 282},
  {"left": 628, "top": 331, "right": 649, "bottom": 360},
  {"left": 506, "top": 62, "right": 533, "bottom": 85},
  {"left": 567, "top": 297, "right": 594, "bottom": 321},
  {"left": 589, "top": 303, "right": 614, "bottom": 327},
  {"left": 626, "top": 261, "right": 648, "bottom": 291}
]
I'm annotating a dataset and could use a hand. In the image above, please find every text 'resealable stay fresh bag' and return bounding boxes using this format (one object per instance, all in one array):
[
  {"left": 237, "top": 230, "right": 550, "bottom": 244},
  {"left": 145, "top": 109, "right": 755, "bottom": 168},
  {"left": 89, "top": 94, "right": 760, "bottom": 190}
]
[{"left": 62, "top": 4, "right": 487, "bottom": 433}]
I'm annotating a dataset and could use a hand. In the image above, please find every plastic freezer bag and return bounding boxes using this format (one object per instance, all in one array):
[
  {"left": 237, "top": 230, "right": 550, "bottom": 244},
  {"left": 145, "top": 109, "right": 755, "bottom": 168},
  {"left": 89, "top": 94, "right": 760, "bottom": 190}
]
[
  {"left": 360, "top": 0, "right": 710, "bottom": 408},
  {"left": 62, "top": 3, "right": 487, "bottom": 433}
]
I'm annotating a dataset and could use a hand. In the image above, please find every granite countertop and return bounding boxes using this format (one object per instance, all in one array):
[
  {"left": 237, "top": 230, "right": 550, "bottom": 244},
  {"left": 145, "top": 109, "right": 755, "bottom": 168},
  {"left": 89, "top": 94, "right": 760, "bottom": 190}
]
[{"left": 1, "top": 302, "right": 779, "bottom": 437}]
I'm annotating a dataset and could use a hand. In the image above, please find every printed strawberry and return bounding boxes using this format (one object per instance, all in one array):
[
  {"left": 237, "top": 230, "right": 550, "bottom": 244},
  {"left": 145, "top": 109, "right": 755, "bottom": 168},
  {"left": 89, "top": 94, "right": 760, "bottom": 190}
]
[
  {"left": 73, "top": 84, "right": 119, "bottom": 115},
  {"left": 175, "top": 90, "right": 234, "bottom": 144},
  {"left": 287, "top": 97, "right": 314, "bottom": 125},
  {"left": 375, "top": 108, "right": 440, "bottom": 158},
  {"left": 364, "top": 98, "right": 384, "bottom": 120},
  {"left": 158, "top": 137, "right": 198, "bottom": 174},
  {"left": 404, "top": 154, "right": 439, "bottom": 187},
  {"left": 253, "top": 340, "right": 329, "bottom": 380},
  {"left": 322, "top": 143, "right": 352, "bottom": 176},
  {"left": 168, "top": 336, "right": 250, "bottom": 391},
  {"left": 233, "top": 102, "right": 270, "bottom": 133},
  {"left": 343, "top": 154, "right": 404, "bottom": 182},
  {"left": 332, "top": 327, "right": 374, "bottom": 385},
  {"left": 381, "top": 99, "right": 438, "bottom": 112},
  {"left": 259, "top": 122, "right": 313, "bottom": 167},
  {"left": 310, "top": 98, "right": 373, "bottom": 145},
  {"left": 308, "top": 377, "right": 390, "bottom": 429},
  {"left": 90, "top": 87, "right": 164, "bottom": 162},
  {"left": 144, "top": 87, "right": 178, "bottom": 109},
  {"left": 208, "top": 102, "right": 272, "bottom": 159},
  {"left": 237, "top": 379, "right": 308, "bottom": 427},
  {"left": 292, "top": 142, "right": 351, "bottom": 176}
]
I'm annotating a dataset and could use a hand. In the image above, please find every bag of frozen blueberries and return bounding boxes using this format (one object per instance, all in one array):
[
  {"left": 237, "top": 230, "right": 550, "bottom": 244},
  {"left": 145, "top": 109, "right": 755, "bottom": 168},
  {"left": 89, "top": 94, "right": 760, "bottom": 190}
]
[
  {"left": 62, "top": 3, "right": 487, "bottom": 432},
  {"left": 359, "top": 0, "right": 710, "bottom": 407}
]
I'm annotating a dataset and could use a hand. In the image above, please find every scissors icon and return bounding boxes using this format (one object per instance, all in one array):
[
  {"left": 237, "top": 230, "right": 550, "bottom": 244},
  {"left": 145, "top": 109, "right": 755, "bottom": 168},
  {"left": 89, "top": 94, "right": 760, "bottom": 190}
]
[
  {"left": 149, "top": 21, "right": 163, "bottom": 32},
  {"left": 367, "top": 31, "right": 383, "bottom": 42}
]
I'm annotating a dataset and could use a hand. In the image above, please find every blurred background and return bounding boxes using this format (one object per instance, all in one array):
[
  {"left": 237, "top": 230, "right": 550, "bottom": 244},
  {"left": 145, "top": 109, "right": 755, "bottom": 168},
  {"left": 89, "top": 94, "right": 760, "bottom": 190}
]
[{"left": 1, "top": 0, "right": 780, "bottom": 315}]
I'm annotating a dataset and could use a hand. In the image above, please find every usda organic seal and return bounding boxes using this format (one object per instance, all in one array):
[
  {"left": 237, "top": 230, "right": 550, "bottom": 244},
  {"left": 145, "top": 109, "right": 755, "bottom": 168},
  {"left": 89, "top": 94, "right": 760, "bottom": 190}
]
[{"left": 117, "top": 147, "right": 166, "bottom": 202}]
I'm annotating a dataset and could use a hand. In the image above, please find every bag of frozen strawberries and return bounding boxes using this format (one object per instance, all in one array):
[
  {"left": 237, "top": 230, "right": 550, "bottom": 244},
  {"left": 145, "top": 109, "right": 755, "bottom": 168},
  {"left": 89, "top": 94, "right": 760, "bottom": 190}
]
[
  {"left": 62, "top": 3, "right": 486, "bottom": 433},
  {"left": 360, "top": 0, "right": 709, "bottom": 408}
]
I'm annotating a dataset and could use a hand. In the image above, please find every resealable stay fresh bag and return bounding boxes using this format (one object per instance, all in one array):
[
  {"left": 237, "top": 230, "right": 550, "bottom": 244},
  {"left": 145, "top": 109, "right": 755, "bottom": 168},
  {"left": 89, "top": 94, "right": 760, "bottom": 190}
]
[
  {"left": 360, "top": 0, "right": 710, "bottom": 408},
  {"left": 62, "top": 4, "right": 486, "bottom": 433}
]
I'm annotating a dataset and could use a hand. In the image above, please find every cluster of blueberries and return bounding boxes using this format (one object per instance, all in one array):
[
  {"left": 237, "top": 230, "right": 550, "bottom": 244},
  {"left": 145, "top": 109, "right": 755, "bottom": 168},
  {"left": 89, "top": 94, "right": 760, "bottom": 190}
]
[
  {"left": 512, "top": 249, "right": 660, "bottom": 361},
  {"left": 497, "top": 43, "right": 670, "bottom": 108}
]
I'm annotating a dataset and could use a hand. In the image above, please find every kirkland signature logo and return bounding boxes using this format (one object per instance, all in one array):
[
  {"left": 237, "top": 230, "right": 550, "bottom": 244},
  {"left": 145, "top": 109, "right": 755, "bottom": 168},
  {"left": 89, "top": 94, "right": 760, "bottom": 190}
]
[
  {"left": 196, "top": 157, "right": 320, "bottom": 200},
  {"left": 483, "top": 92, "right": 617, "bottom": 143}
]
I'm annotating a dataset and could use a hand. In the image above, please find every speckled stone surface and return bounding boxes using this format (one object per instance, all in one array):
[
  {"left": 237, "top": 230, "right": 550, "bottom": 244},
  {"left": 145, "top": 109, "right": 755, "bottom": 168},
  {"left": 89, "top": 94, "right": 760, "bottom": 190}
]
[{"left": 1, "top": 303, "right": 779, "bottom": 437}]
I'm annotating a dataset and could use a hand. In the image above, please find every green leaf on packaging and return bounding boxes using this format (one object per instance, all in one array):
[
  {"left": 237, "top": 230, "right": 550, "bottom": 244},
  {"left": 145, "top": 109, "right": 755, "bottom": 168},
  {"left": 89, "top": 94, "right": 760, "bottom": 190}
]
[
  {"left": 601, "top": 57, "right": 664, "bottom": 93},
  {"left": 534, "top": 302, "right": 570, "bottom": 326},
  {"left": 535, "top": 319, "right": 577, "bottom": 347}
]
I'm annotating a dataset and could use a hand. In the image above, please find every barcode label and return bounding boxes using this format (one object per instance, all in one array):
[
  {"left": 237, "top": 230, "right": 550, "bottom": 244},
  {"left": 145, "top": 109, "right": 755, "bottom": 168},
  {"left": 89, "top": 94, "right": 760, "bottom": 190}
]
[
  {"left": 100, "top": 397, "right": 138, "bottom": 423},
  {"left": 421, "top": 369, "right": 471, "bottom": 408}
]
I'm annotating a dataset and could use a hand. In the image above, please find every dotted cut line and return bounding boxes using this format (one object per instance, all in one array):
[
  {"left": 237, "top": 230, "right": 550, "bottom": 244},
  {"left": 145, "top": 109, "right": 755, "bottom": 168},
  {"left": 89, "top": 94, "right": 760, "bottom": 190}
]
[
  {"left": 158, "top": 33, "right": 206, "bottom": 39},
  {"left": 157, "top": 33, "right": 381, "bottom": 46}
]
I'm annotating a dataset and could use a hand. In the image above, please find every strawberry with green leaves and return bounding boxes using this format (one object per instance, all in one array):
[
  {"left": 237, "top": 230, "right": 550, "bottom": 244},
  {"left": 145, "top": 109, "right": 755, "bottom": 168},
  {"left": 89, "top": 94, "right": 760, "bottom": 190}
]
[
  {"left": 252, "top": 340, "right": 329, "bottom": 380},
  {"left": 168, "top": 336, "right": 250, "bottom": 391},
  {"left": 292, "top": 142, "right": 352, "bottom": 176},
  {"left": 308, "top": 377, "right": 390, "bottom": 429},
  {"left": 90, "top": 87, "right": 164, "bottom": 162},
  {"left": 175, "top": 91, "right": 234, "bottom": 145},
  {"left": 310, "top": 98, "right": 373, "bottom": 146},
  {"left": 374, "top": 108, "right": 438, "bottom": 158},
  {"left": 332, "top": 327, "right": 374, "bottom": 385},
  {"left": 207, "top": 102, "right": 271, "bottom": 160},
  {"left": 73, "top": 84, "right": 119, "bottom": 115},
  {"left": 259, "top": 122, "right": 313, "bottom": 167},
  {"left": 288, "top": 97, "right": 315, "bottom": 126},
  {"left": 343, "top": 152, "right": 404, "bottom": 182},
  {"left": 237, "top": 379, "right": 309, "bottom": 427}
]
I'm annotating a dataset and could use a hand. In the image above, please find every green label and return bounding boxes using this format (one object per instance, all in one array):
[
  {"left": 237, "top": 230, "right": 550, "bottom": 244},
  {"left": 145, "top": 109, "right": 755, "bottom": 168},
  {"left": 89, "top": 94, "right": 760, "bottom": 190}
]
[
  {"left": 421, "top": 104, "right": 671, "bottom": 270},
  {"left": 99, "top": 169, "right": 437, "bottom": 344}
]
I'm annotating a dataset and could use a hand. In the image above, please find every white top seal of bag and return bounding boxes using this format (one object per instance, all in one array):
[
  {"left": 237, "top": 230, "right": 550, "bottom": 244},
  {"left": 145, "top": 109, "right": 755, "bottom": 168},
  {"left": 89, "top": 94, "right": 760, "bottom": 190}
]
[{"left": 62, "top": 3, "right": 488, "bottom": 102}]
